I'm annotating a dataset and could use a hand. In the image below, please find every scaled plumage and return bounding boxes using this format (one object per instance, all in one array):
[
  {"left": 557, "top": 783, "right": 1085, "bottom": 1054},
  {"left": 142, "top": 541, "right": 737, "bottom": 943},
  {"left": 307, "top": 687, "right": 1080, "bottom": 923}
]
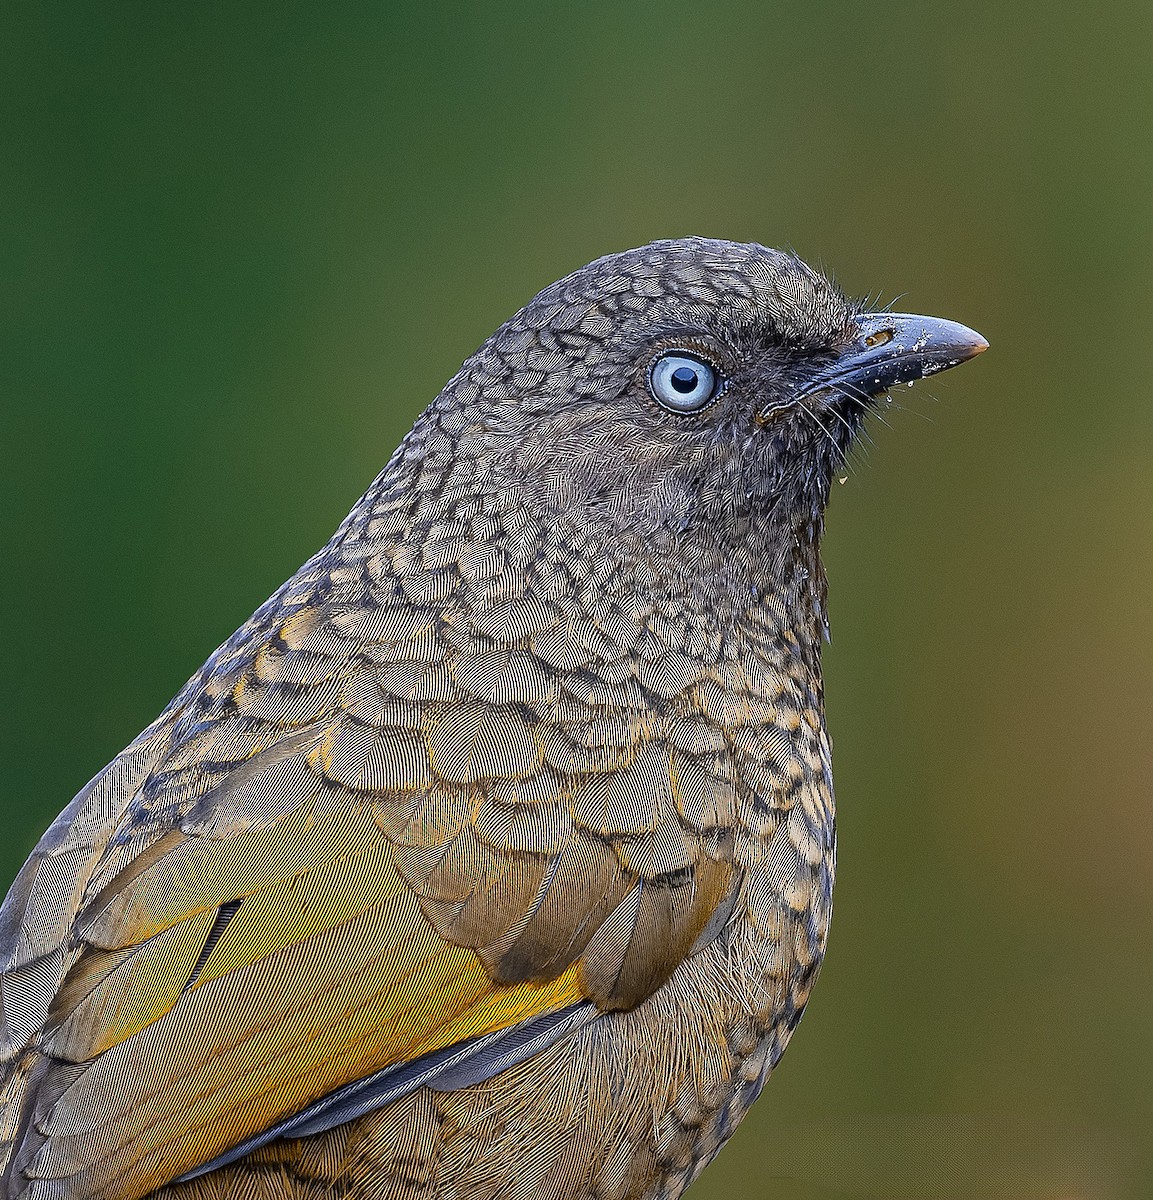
[{"left": 0, "top": 239, "right": 985, "bottom": 1200}]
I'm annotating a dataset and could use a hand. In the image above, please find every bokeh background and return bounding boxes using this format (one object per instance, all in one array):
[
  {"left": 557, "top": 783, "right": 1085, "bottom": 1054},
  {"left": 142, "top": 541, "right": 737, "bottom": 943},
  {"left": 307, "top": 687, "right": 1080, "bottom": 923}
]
[{"left": 4, "top": 4, "right": 1151, "bottom": 1197}]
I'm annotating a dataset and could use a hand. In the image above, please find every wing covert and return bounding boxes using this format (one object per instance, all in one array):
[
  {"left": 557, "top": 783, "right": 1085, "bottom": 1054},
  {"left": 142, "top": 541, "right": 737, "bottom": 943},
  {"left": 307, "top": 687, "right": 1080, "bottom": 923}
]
[{"left": 0, "top": 506, "right": 749, "bottom": 1199}]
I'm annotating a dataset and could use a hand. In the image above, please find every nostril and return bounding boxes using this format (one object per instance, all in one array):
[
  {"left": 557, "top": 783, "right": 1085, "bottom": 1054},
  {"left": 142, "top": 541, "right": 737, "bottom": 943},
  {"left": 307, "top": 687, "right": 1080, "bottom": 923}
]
[{"left": 863, "top": 327, "right": 895, "bottom": 349}]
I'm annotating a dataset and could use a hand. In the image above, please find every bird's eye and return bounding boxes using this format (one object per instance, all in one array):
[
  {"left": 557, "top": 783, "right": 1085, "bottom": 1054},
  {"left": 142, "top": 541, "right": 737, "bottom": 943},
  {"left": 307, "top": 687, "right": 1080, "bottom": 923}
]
[{"left": 647, "top": 352, "right": 719, "bottom": 413}]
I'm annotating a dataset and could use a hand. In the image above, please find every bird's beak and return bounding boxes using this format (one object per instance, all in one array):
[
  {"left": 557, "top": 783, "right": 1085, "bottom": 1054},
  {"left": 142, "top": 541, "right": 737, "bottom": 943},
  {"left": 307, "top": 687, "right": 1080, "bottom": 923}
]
[{"left": 799, "top": 311, "right": 988, "bottom": 402}]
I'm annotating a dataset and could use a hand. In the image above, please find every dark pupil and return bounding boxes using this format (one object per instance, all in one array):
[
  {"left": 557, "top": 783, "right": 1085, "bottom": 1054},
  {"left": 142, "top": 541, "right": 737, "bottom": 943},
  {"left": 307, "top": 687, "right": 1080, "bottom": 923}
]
[{"left": 670, "top": 366, "right": 698, "bottom": 393}]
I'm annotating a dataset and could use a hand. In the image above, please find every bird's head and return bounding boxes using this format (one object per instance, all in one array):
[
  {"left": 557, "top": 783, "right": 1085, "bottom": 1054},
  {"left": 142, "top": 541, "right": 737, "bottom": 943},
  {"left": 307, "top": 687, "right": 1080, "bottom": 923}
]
[
  {"left": 415, "top": 238, "right": 986, "bottom": 605},
  {"left": 442, "top": 239, "right": 985, "bottom": 541}
]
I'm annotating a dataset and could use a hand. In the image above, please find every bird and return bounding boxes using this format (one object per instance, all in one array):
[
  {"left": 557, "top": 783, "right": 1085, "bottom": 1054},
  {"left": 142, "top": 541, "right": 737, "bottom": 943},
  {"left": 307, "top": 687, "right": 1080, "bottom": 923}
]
[{"left": 0, "top": 238, "right": 986, "bottom": 1200}]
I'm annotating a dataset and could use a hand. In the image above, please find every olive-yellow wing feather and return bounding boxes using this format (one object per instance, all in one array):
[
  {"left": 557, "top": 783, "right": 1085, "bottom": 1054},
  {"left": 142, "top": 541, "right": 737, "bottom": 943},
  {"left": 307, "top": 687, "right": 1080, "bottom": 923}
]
[{"left": 0, "top": 574, "right": 738, "bottom": 1200}]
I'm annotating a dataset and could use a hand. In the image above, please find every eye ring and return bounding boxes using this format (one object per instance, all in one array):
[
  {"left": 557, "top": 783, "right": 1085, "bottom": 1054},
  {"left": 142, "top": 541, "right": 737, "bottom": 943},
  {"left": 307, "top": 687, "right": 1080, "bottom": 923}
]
[{"left": 647, "top": 351, "right": 720, "bottom": 414}]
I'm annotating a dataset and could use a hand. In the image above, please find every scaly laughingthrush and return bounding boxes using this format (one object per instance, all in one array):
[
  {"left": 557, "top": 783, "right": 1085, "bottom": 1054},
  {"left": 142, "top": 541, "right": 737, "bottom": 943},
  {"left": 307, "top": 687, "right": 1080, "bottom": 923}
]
[{"left": 0, "top": 239, "right": 986, "bottom": 1199}]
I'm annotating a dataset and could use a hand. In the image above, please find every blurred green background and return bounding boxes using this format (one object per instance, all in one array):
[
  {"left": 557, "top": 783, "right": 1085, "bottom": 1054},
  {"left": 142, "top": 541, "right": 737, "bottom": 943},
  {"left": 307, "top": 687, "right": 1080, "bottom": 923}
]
[{"left": 3, "top": 3, "right": 1151, "bottom": 1197}]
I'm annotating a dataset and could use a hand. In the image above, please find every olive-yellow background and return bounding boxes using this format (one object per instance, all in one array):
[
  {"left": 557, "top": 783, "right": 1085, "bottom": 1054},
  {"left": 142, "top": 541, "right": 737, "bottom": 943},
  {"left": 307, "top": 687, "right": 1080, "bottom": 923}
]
[{"left": 4, "top": 4, "right": 1150, "bottom": 1198}]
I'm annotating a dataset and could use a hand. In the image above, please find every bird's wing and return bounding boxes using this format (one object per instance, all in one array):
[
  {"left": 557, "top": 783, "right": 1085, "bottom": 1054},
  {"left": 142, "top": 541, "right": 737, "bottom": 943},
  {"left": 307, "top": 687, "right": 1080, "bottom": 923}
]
[{"left": 0, "top": 563, "right": 740, "bottom": 1200}]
